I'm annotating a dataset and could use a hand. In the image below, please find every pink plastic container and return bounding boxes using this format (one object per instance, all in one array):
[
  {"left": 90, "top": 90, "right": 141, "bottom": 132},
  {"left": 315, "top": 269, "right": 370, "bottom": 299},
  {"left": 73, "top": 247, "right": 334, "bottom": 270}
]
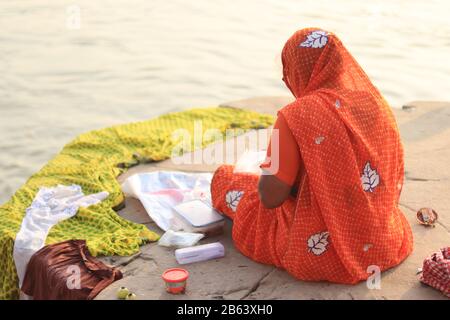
[{"left": 162, "top": 268, "right": 189, "bottom": 294}]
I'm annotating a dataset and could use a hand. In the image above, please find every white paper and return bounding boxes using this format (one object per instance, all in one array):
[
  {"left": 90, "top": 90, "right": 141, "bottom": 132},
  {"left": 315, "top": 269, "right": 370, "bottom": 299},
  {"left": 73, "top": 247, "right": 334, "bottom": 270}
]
[{"left": 233, "top": 150, "right": 266, "bottom": 174}]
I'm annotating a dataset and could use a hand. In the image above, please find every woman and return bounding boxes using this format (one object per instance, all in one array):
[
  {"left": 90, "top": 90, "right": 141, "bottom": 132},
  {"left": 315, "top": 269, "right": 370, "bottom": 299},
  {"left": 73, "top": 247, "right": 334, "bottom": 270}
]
[{"left": 211, "top": 28, "right": 413, "bottom": 284}]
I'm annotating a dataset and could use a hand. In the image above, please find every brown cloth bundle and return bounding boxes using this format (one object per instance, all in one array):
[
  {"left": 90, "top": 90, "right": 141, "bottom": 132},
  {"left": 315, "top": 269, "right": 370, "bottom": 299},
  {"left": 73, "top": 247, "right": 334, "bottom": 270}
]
[{"left": 21, "top": 240, "right": 122, "bottom": 300}]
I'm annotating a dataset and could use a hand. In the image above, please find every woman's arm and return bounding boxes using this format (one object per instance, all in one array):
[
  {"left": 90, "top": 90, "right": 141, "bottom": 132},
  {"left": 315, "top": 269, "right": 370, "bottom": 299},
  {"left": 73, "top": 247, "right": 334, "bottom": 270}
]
[{"left": 258, "top": 112, "right": 301, "bottom": 209}]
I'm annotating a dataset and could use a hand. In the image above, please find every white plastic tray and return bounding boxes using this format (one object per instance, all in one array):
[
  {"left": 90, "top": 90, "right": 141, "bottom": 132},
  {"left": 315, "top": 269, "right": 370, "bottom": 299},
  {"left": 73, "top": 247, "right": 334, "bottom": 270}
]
[{"left": 172, "top": 199, "right": 224, "bottom": 228}]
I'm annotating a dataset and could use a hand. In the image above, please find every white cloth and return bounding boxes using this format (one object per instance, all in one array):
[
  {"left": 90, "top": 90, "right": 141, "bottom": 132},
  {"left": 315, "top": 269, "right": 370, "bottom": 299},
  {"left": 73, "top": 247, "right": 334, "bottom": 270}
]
[
  {"left": 121, "top": 171, "right": 213, "bottom": 231},
  {"left": 13, "top": 184, "right": 109, "bottom": 287}
]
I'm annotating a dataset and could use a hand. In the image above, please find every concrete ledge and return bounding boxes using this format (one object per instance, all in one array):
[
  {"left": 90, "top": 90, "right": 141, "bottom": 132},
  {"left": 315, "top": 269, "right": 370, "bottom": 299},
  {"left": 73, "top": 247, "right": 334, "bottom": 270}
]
[{"left": 96, "top": 98, "right": 450, "bottom": 300}]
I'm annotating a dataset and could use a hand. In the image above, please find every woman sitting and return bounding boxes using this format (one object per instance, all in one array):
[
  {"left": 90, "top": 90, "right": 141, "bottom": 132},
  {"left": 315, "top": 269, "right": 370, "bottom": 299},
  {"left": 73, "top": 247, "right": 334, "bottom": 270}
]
[{"left": 211, "top": 28, "right": 413, "bottom": 284}]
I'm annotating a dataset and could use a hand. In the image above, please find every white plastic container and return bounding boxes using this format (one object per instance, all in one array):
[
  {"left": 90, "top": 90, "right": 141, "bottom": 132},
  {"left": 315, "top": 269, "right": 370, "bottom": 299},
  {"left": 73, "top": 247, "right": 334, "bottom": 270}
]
[
  {"left": 175, "top": 242, "right": 225, "bottom": 265},
  {"left": 171, "top": 199, "right": 225, "bottom": 236}
]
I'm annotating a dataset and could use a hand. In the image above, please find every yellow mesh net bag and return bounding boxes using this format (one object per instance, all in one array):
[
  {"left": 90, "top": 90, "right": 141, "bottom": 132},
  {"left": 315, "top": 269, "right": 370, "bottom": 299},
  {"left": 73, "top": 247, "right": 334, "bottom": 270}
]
[{"left": 0, "top": 107, "right": 274, "bottom": 299}]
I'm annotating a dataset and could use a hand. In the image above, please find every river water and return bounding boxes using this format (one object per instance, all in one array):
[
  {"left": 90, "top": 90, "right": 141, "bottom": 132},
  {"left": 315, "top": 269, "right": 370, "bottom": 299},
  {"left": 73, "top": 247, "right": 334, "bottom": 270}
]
[{"left": 1, "top": 0, "right": 449, "bottom": 203}]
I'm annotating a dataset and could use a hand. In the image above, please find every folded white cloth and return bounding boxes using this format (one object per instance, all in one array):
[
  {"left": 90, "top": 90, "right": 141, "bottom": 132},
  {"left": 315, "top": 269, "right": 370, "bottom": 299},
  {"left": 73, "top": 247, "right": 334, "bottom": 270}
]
[
  {"left": 121, "top": 171, "right": 213, "bottom": 231},
  {"left": 13, "top": 184, "right": 109, "bottom": 287}
]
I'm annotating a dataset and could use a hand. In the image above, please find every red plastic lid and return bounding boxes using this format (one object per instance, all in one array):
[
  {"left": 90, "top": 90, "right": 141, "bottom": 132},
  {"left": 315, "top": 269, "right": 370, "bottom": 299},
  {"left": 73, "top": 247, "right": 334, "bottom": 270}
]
[{"left": 162, "top": 268, "right": 189, "bottom": 283}]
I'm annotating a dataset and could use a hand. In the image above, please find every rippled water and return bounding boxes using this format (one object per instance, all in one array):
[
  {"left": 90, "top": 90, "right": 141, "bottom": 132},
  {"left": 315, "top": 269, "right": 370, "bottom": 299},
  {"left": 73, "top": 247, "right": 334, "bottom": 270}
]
[{"left": 1, "top": 0, "right": 449, "bottom": 203}]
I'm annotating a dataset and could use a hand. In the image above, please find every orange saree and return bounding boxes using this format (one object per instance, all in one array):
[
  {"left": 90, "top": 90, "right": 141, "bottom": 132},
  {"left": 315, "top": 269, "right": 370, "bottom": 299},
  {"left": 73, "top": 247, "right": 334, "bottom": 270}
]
[{"left": 211, "top": 28, "right": 413, "bottom": 284}]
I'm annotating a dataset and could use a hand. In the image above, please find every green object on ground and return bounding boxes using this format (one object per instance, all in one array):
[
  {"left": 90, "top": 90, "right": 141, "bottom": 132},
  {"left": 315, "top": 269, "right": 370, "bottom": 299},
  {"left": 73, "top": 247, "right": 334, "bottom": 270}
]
[{"left": 0, "top": 107, "right": 274, "bottom": 299}]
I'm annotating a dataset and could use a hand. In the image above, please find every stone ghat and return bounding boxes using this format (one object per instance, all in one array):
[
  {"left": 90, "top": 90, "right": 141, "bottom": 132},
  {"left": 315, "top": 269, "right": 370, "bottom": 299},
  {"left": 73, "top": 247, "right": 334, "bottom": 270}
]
[{"left": 96, "top": 98, "right": 450, "bottom": 300}]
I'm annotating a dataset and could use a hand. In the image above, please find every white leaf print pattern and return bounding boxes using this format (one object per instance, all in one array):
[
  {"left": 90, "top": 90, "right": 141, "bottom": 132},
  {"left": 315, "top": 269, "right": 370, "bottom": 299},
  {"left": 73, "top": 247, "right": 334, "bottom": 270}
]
[
  {"left": 225, "top": 190, "right": 244, "bottom": 212},
  {"left": 299, "top": 30, "right": 328, "bottom": 48},
  {"left": 307, "top": 231, "right": 330, "bottom": 256},
  {"left": 361, "top": 162, "right": 380, "bottom": 192},
  {"left": 335, "top": 99, "right": 341, "bottom": 108},
  {"left": 315, "top": 136, "right": 325, "bottom": 145}
]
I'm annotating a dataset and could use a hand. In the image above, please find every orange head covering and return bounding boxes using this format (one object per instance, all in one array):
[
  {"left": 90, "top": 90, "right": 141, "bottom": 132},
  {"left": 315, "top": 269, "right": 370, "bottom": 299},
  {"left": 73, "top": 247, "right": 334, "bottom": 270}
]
[
  {"left": 280, "top": 28, "right": 398, "bottom": 162},
  {"left": 281, "top": 28, "right": 381, "bottom": 101},
  {"left": 211, "top": 28, "right": 413, "bottom": 284},
  {"left": 277, "top": 28, "right": 413, "bottom": 282}
]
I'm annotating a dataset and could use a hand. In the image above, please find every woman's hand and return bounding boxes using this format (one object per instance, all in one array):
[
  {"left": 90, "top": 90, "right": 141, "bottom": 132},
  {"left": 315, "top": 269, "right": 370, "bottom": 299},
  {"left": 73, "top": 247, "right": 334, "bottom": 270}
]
[{"left": 258, "top": 172, "right": 292, "bottom": 209}]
